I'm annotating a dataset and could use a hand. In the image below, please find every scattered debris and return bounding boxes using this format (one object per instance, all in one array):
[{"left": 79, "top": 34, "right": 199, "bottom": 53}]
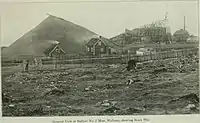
[
  {"left": 103, "top": 84, "right": 113, "bottom": 89},
  {"left": 84, "top": 86, "right": 93, "bottom": 91},
  {"left": 153, "top": 67, "right": 167, "bottom": 74},
  {"left": 27, "top": 105, "right": 44, "bottom": 116},
  {"left": 125, "top": 107, "right": 142, "bottom": 114},
  {"left": 101, "top": 100, "right": 111, "bottom": 107},
  {"left": 96, "top": 100, "right": 117, "bottom": 107},
  {"left": 44, "top": 89, "right": 65, "bottom": 96},
  {"left": 168, "top": 93, "right": 199, "bottom": 108},
  {"left": 185, "top": 103, "right": 196, "bottom": 109},
  {"left": 101, "top": 102, "right": 110, "bottom": 107},
  {"left": 108, "top": 64, "right": 119, "bottom": 68},
  {"left": 84, "top": 85, "right": 98, "bottom": 92},
  {"left": 180, "top": 103, "right": 199, "bottom": 113},
  {"left": 9, "top": 104, "right": 15, "bottom": 108},
  {"left": 136, "top": 63, "right": 143, "bottom": 69},
  {"left": 2, "top": 54, "right": 199, "bottom": 116},
  {"left": 143, "top": 105, "right": 147, "bottom": 111},
  {"left": 102, "top": 106, "right": 120, "bottom": 113},
  {"left": 189, "top": 106, "right": 199, "bottom": 112},
  {"left": 49, "top": 82, "right": 58, "bottom": 89},
  {"left": 45, "top": 106, "right": 51, "bottom": 108},
  {"left": 142, "top": 92, "right": 150, "bottom": 96},
  {"left": 178, "top": 93, "right": 199, "bottom": 104},
  {"left": 79, "top": 75, "right": 95, "bottom": 81},
  {"left": 82, "top": 71, "right": 93, "bottom": 75},
  {"left": 68, "top": 108, "right": 82, "bottom": 113},
  {"left": 126, "top": 79, "right": 133, "bottom": 85},
  {"left": 2, "top": 93, "right": 11, "bottom": 103}
]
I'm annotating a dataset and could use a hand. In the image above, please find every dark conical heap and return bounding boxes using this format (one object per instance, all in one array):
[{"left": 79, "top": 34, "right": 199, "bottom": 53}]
[{"left": 2, "top": 15, "right": 98, "bottom": 60}]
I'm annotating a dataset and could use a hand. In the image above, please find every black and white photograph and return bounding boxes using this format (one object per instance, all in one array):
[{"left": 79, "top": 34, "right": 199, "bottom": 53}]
[{"left": 0, "top": 0, "right": 199, "bottom": 117}]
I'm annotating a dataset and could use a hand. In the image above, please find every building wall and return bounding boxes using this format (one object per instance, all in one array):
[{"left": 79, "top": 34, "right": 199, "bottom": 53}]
[
  {"left": 173, "top": 37, "right": 188, "bottom": 43},
  {"left": 94, "top": 40, "right": 107, "bottom": 56},
  {"left": 124, "top": 27, "right": 168, "bottom": 44},
  {"left": 86, "top": 40, "right": 112, "bottom": 56},
  {"left": 187, "top": 36, "right": 198, "bottom": 43},
  {"left": 86, "top": 45, "right": 94, "bottom": 55},
  {"left": 142, "top": 27, "right": 167, "bottom": 43}
]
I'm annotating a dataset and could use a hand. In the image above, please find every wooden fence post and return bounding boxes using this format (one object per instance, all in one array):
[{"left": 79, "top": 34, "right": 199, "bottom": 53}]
[
  {"left": 175, "top": 50, "right": 177, "bottom": 58},
  {"left": 150, "top": 52, "right": 152, "bottom": 60},
  {"left": 167, "top": 51, "right": 169, "bottom": 59},
  {"left": 54, "top": 57, "right": 57, "bottom": 69}
]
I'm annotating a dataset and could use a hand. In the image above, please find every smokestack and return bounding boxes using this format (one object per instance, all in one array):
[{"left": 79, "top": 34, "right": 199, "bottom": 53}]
[
  {"left": 164, "top": 12, "right": 168, "bottom": 20},
  {"left": 184, "top": 16, "right": 186, "bottom": 30}
]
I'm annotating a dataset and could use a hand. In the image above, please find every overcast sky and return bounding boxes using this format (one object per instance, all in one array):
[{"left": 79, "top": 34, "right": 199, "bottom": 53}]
[{"left": 0, "top": 1, "right": 198, "bottom": 46}]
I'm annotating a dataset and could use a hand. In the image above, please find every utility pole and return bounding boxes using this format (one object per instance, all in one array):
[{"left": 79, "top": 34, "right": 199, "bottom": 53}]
[
  {"left": 164, "top": 12, "right": 168, "bottom": 20},
  {"left": 122, "top": 34, "right": 125, "bottom": 55},
  {"left": 183, "top": 16, "right": 186, "bottom": 31},
  {"left": 58, "top": 47, "right": 61, "bottom": 68},
  {"left": 55, "top": 57, "right": 57, "bottom": 69}
]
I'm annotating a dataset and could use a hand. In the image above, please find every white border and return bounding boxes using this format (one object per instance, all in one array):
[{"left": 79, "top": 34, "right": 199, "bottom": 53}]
[{"left": 0, "top": 0, "right": 199, "bottom": 123}]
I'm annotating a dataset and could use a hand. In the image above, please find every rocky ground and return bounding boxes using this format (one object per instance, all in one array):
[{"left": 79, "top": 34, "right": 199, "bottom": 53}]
[{"left": 2, "top": 57, "right": 199, "bottom": 116}]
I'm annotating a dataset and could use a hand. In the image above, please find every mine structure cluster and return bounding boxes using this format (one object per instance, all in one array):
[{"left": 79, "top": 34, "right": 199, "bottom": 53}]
[{"left": 1, "top": 14, "right": 199, "bottom": 70}]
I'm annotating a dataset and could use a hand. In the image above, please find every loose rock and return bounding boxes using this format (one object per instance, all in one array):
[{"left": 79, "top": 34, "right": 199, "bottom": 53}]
[{"left": 102, "top": 106, "right": 120, "bottom": 113}]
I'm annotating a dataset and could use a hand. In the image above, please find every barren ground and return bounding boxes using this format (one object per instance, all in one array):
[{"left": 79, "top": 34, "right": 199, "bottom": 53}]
[{"left": 2, "top": 59, "right": 199, "bottom": 116}]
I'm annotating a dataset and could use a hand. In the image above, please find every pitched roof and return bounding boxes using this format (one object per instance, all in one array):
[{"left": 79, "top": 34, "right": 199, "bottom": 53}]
[
  {"left": 86, "top": 38, "right": 99, "bottom": 46},
  {"left": 100, "top": 37, "right": 121, "bottom": 50},
  {"left": 86, "top": 37, "right": 121, "bottom": 51}
]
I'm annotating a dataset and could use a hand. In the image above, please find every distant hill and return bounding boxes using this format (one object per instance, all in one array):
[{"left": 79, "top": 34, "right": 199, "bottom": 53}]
[{"left": 2, "top": 15, "right": 98, "bottom": 60}]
